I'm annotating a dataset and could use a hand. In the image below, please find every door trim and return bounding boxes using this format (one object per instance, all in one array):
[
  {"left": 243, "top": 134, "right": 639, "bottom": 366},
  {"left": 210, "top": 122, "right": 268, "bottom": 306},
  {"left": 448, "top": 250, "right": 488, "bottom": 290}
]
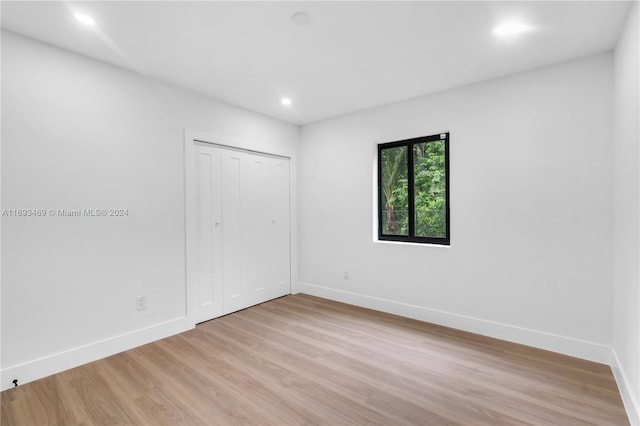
[{"left": 184, "top": 129, "right": 298, "bottom": 327}]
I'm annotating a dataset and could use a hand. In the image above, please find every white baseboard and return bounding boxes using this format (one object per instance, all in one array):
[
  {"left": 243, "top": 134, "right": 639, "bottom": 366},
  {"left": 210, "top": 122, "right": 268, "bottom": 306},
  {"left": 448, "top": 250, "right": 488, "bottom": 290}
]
[
  {"left": 611, "top": 349, "right": 640, "bottom": 426},
  {"left": 299, "top": 282, "right": 612, "bottom": 364},
  {"left": 1, "top": 316, "right": 193, "bottom": 391}
]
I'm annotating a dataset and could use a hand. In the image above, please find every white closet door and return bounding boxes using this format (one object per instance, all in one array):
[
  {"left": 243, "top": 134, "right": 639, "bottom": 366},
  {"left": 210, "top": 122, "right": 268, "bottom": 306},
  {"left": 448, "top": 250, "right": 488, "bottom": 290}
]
[
  {"left": 221, "top": 150, "right": 245, "bottom": 315},
  {"left": 196, "top": 147, "right": 223, "bottom": 322},
  {"left": 263, "top": 157, "right": 291, "bottom": 301},
  {"left": 197, "top": 144, "right": 290, "bottom": 322},
  {"left": 241, "top": 154, "right": 291, "bottom": 307}
]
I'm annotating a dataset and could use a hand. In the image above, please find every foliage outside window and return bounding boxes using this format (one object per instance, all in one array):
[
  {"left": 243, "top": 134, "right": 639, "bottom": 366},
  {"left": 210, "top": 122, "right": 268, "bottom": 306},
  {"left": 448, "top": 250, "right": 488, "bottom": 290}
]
[{"left": 378, "top": 133, "right": 450, "bottom": 245}]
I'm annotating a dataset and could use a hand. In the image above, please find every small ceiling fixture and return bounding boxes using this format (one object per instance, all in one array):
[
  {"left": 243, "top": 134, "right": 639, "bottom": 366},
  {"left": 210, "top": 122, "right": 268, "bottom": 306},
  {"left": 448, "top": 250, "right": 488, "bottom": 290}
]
[
  {"left": 74, "top": 12, "right": 95, "bottom": 26},
  {"left": 281, "top": 97, "right": 292, "bottom": 106},
  {"left": 492, "top": 20, "right": 533, "bottom": 37},
  {"left": 291, "top": 11, "right": 312, "bottom": 27}
]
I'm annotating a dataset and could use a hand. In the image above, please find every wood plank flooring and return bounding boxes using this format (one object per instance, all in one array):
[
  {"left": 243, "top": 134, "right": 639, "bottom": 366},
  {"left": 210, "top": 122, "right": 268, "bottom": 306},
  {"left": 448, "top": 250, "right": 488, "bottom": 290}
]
[{"left": 1, "top": 294, "right": 630, "bottom": 425}]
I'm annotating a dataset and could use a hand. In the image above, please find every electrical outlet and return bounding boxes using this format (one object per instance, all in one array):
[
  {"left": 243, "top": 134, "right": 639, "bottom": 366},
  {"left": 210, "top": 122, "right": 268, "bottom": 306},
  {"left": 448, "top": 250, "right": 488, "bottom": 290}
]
[
  {"left": 343, "top": 271, "right": 350, "bottom": 280},
  {"left": 136, "top": 295, "right": 147, "bottom": 311}
]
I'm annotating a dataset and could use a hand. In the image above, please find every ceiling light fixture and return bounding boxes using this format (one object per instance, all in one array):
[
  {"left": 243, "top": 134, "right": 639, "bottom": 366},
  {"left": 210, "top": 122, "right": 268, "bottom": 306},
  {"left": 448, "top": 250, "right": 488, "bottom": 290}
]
[
  {"left": 281, "top": 97, "right": 292, "bottom": 106},
  {"left": 291, "top": 11, "right": 312, "bottom": 27},
  {"left": 492, "top": 20, "right": 533, "bottom": 37},
  {"left": 74, "top": 12, "right": 96, "bottom": 26}
]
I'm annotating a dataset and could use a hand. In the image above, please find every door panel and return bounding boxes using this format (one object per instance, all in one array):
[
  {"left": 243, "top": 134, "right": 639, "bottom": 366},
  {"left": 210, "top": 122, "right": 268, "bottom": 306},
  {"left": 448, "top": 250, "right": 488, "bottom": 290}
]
[
  {"left": 196, "top": 148, "right": 223, "bottom": 322},
  {"left": 221, "top": 152, "right": 244, "bottom": 315},
  {"left": 243, "top": 157, "right": 269, "bottom": 306},
  {"left": 198, "top": 152, "right": 214, "bottom": 307},
  {"left": 265, "top": 158, "right": 291, "bottom": 300}
]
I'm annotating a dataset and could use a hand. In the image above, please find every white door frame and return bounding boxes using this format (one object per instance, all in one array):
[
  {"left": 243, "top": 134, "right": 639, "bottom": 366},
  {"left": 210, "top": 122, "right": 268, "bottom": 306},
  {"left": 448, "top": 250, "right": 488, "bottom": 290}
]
[{"left": 184, "top": 129, "right": 298, "bottom": 327}]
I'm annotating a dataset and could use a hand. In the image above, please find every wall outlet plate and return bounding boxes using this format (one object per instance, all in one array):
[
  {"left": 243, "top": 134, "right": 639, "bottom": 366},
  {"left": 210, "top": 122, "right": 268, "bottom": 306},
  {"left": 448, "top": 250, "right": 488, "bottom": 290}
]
[{"left": 136, "top": 295, "right": 147, "bottom": 311}]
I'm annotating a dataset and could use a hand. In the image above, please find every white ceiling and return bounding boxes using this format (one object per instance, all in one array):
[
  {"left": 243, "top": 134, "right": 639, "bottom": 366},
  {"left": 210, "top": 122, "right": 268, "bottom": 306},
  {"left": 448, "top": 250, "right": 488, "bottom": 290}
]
[{"left": 1, "top": 1, "right": 632, "bottom": 125}]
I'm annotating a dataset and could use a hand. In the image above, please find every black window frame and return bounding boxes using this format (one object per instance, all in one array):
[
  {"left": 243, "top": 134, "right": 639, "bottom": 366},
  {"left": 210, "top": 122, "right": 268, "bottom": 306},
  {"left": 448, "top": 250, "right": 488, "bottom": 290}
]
[{"left": 377, "top": 132, "right": 450, "bottom": 245}]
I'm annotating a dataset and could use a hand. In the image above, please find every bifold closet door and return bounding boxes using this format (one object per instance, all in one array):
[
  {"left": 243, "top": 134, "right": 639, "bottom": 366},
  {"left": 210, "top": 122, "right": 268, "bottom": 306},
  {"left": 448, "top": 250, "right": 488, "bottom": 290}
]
[{"left": 197, "top": 144, "right": 290, "bottom": 322}]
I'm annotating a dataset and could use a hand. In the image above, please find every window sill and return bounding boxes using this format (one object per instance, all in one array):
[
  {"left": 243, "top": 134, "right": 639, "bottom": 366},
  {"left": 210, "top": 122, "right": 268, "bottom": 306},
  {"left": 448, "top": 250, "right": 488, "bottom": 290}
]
[{"left": 373, "top": 239, "right": 450, "bottom": 248}]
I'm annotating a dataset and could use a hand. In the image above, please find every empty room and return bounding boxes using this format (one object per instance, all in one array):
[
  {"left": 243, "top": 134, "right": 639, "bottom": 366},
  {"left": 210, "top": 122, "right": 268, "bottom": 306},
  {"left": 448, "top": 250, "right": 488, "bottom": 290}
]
[{"left": 1, "top": 1, "right": 638, "bottom": 425}]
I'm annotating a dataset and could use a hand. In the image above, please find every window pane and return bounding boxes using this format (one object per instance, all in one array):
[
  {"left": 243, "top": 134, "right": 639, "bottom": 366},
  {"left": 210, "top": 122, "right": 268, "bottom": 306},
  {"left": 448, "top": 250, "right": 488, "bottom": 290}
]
[
  {"left": 414, "top": 140, "right": 446, "bottom": 238},
  {"left": 381, "top": 146, "right": 408, "bottom": 235}
]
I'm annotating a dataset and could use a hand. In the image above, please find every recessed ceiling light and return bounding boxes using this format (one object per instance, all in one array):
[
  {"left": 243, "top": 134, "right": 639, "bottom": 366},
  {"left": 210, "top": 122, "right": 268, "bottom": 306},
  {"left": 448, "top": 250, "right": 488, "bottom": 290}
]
[
  {"left": 492, "top": 20, "right": 533, "bottom": 37},
  {"left": 74, "top": 12, "right": 95, "bottom": 26},
  {"left": 291, "top": 11, "right": 312, "bottom": 27},
  {"left": 281, "top": 97, "right": 292, "bottom": 106}
]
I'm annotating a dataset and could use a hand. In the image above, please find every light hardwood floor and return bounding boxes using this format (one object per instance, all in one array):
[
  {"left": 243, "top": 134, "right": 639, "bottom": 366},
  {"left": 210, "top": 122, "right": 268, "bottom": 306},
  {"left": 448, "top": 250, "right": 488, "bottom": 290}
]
[{"left": 1, "top": 294, "right": 629, "bottom": 425}]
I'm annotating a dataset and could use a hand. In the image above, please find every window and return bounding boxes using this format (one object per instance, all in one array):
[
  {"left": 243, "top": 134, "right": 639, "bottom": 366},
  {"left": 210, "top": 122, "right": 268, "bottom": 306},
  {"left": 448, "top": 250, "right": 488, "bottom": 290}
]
[{"left": 378, "top": 133, "right": 450, "bottom": 245}]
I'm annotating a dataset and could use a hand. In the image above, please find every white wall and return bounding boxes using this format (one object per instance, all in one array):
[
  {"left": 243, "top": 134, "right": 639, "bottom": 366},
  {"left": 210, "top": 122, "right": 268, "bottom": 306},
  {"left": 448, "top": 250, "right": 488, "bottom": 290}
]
[
  {"left": 0, "top": 31, "right": 298, "bottom": 390},
  {"left": 299, "top": 53, "right": 614, "bottom": 363},
  {"left": 613, "top": 3, "right": 640, "bottom": 424}
]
